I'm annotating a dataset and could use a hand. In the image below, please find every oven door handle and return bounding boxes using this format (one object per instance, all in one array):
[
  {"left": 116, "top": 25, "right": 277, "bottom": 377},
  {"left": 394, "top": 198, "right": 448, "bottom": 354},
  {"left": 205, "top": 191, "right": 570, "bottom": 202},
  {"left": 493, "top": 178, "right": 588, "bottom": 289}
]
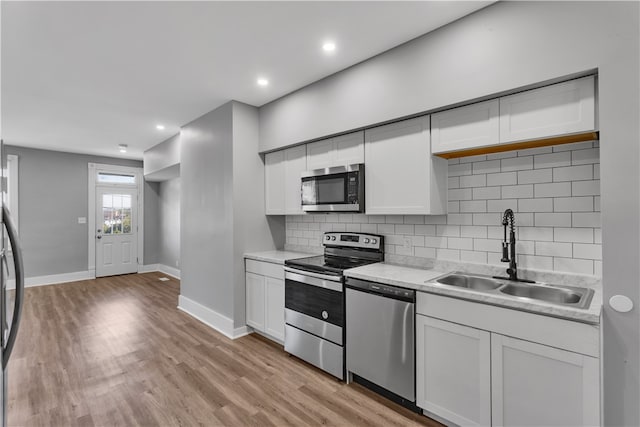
[{"left": 284, "top": 268, "right": 343, "bottom": 292}]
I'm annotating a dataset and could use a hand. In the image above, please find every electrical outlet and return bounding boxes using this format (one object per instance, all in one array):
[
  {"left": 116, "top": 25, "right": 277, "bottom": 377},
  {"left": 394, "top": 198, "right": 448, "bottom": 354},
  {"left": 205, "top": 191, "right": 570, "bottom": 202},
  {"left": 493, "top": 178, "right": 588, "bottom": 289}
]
[{"left": 403, "top": 236, "right": 412, "bottom": 250}]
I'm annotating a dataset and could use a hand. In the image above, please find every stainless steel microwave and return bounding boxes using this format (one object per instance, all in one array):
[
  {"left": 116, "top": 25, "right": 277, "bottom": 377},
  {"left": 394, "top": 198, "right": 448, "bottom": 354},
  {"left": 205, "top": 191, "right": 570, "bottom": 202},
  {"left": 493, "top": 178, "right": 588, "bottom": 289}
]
[{"left": 301, "top": 164, "right": 364, "bottom": 212}]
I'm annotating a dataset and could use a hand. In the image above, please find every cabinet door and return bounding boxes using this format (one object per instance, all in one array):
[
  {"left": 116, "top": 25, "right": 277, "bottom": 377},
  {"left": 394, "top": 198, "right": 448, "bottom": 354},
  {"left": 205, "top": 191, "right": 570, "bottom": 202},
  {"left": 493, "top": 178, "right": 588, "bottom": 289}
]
[
  {"left": 306, "top": 138, "right": 334, "bottom": 171},
  {"left": 245, "top": 272, "right": 265, "bottom": 331},
  {"left": 431, "top": 100, "right": 499, "bottom": 154},
  {"left": 264, "top": 277, "right": 285, "bottom": 342},
  {"left": 491, "top": 333, "right": 600, "bottom": 427},
  {"left": 284, "top": 145, "right": 307, "bottom": 214},
  {"left": 500, "top": 76, "right": 596, "bottom": 143},
  {"left": 416, "top": 315, "right": 491, "bottom": 426},
  {"left": 365, "top": 116, "right": 446, "bottom": 215},
  {"left": 264, "top": 151, "right": 285, "bottom": 214},
  {"left": 334, "top": 131, "right": 364, "bottom": 166}
]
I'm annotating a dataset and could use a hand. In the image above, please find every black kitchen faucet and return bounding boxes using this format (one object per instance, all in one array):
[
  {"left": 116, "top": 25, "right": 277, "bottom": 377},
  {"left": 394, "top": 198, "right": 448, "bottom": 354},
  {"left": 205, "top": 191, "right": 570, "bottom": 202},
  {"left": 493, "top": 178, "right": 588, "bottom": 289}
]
[{"left": 493, "top": 209, "right": 535, "bottom": 283}]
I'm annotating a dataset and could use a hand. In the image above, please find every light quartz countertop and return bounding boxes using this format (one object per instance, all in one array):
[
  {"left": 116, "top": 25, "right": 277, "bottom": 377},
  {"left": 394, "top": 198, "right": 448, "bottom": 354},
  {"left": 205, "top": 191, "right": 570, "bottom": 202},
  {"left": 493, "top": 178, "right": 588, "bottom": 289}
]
[
  {"left": 344, "top": 262, "right": 602, "bottom": 324},
  {"left": 244, "top": 250, "right": 314, "bottom": 265}
]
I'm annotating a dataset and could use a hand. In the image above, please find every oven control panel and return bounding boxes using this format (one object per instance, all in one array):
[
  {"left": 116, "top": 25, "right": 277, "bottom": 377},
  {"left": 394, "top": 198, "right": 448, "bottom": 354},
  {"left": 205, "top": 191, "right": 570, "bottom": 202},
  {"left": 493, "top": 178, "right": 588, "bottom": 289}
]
[{"left": 323, "top": 232, "right": 383, "bottom": 250}]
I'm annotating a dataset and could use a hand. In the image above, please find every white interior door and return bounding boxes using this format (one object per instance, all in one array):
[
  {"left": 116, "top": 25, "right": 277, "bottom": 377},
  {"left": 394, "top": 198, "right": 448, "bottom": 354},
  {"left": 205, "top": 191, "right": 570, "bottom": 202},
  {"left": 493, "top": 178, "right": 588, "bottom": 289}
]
[{"left": 96, "top": 187, "right": 137, "bottom": 277}]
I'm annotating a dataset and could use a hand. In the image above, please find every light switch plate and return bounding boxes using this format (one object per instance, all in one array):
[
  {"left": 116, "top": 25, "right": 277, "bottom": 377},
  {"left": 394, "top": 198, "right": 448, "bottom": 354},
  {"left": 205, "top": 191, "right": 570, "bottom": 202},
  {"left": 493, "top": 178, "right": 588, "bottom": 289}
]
[{"left": 78, "top": 217, "right": 87, "bottom": 224}]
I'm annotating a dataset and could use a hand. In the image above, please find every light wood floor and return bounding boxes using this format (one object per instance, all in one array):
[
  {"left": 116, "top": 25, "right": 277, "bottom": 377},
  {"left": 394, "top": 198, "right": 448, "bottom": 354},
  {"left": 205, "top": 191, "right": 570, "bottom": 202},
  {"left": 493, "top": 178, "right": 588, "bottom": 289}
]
[{"left": 7, "top": 272, "right": 442, "bottom": 426}]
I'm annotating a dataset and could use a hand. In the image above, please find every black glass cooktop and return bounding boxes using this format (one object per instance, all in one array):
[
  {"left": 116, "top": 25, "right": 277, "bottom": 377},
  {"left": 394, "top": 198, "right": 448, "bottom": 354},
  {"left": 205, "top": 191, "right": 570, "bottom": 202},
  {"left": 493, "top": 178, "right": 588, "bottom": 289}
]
[{"left": 285, "top": 255, "right": 377, "bottom": 276}]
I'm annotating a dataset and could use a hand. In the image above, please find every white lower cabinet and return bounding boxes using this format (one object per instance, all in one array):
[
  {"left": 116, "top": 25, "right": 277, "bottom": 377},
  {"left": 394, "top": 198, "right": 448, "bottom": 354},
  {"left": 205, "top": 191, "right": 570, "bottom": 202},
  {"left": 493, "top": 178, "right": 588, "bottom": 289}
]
[
  {"left": 245, "top": 272, "right": 265, "bottom": 331},
  {"left": 491, "top": 334, "right": 600, "bottom": 427},
  {"left": 416, "top": 315, "right": 491, "bottom": 427},
  {"left": 245, "top": 259, "right": 285, "bottom": 343},
  {"left": 415, "top": 292, "right": 601, "bottom": 427},
  {"left": 264, "top": 276, "right": 285, "bottom": 341}
]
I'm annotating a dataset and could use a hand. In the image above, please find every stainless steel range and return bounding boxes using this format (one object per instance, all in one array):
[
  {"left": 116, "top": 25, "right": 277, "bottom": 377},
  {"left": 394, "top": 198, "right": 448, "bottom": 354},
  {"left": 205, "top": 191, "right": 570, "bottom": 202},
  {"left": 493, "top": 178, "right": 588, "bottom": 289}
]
[{"left": 283, "top": 232, "right": 384, "bottom": 380}]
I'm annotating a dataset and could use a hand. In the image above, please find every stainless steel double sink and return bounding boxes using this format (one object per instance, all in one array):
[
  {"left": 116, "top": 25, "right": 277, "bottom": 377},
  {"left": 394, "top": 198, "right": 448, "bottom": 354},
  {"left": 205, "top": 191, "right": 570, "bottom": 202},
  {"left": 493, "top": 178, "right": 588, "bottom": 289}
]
[{"left": 430, "top": 272, "right": 594, "bottom": 309}]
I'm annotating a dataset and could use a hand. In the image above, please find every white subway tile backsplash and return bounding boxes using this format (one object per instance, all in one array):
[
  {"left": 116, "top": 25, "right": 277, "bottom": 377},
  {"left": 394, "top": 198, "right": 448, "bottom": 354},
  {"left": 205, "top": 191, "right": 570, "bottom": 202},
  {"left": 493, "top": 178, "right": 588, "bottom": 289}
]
[
  {"left": 449, "top": 163, "right": 473, "bottom": 176},
  {"left": 554, "top": 228, "right": 594, "bottom": 243},
  {"left": 395, "top": 224, "right": 415, "bottom": 235},
  {"left": 572, "top": 212, "right": 601, "bottom": 228},
  {"left": 501, "top": 184, "right": 533, "bottom": 199},
  {"left": 460, "top": 200, "right": 487, "bottom": 213},
  {"left": 448, "top": 237, "right": 474, "bottom": 250},
  {"left": 385, "top": 215, "right": 404, "bottom": 224},
  {"left": 534, "top": 182, "right": 572, "bottom": 197},
  {"left": 449, "top": 188, "right": 473, "bottom": 201},
  {"left": 447, "top": 214, "right": 474, "bottom": 225},
  {"left": 437, "top": 248, "right": 460, "bottom": 261},
  {"left": 535, "top": 213, "right": 572, "bottom": 227},
  {"left": 535, "top": 241, "right": 572, "bottom": 258},
  {"left": 572, "top": 180, "right": 600, "bottom": 196},
  {"left": 460, "top": 174, "right": 487, "bottom": 188},
  {"left": 436, "top": 225, "right": 460, "bottom": 237},
  {"left": 553, "top": 165, "right": 593, "bottom": 182},
  {"left": 473, "top": 187, "right": 501, "bottom": 200},
  {"left": 501, "top": 156, "right": 533, "bottom": 172},
  {"left": 287, "top": 144, "right": 600, "bottom": 277},
  {"left": 573, "top": 243, "right": 602, "bottom": 260},
  {"left": 487, "top": 199, "right": 515, "bottom": 213},
  {"left": 553, "top": 257, "right": 593, "bottom": 275},
  {"left": 534, "top": 151, "right": 571, "bottom": 169},
  {"left": 461, "top": 250, "right": 488, "bottom": 264},
  {"left": 461, "top": 225, "right": 488, "bottom": 238},
  {"left": 518, "top": 198, "right": 553, "bottom": 212},
  {"left": 553, "top": 197, "right": 593, "bottom": 212},
  {"left": 572, "top": 148, "right": 599, "bottom": 165},
  {"left": 415, "top": 225, "right": 436, "bottom": 236},
  {"left": 415, "top": 246, "right": 436, "bottom": 258},
  {"left": 473, "top": 160, "right": 501, "bottom": 175},
  {"left": 518, "top": 169, "right": 553, "bottom": 184},
  {"left": 486, "top": 172, "right": 517, "bottom": 186}
]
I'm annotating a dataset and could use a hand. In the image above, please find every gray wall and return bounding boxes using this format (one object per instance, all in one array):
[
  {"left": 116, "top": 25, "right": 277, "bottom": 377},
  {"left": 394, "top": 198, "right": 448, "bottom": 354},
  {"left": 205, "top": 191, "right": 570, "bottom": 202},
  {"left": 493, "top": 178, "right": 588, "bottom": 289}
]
[
  {"left": 180, "top": 101, "right": 282, "bottom": 327},
  {"left": 180, "top": 102, "right": 235, "bottom": 318},
  {"left": 143, "top": 132, "right": 180, "bottom": 180},
  {"left": 158, "top": 176, "right": 180, "bottom": 268},
  {"left": 231, "top": 102, "right": 285, "bottom": 328},
  {"left": 259, "top": 3, "right": 640, "bottom": 425},
  {"left": 4, "top": 145, "right": 159, "bottom": 276}
]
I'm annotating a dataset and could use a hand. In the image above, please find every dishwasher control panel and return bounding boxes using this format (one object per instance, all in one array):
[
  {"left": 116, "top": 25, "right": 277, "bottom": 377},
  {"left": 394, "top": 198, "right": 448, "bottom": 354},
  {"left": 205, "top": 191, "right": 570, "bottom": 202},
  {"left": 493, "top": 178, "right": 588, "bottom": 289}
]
[{"left": 346, "top": 277, "right": 415, "bottom": 302}]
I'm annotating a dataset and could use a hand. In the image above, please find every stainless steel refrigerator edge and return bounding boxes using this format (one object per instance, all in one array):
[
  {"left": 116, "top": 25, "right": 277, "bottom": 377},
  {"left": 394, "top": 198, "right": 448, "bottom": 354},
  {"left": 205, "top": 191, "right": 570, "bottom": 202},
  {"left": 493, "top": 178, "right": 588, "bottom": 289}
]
[{"left": 0, "top": 141, "right": 26, "bottom": 426}]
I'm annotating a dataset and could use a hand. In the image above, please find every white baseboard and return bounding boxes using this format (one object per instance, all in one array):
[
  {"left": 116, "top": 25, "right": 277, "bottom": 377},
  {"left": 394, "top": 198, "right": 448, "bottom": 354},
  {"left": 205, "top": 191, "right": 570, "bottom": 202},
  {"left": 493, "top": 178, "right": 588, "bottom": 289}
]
[
  {"left": 7, "top": 270, "right": 94, "bottom": 290},
  {"left": 177, "top": 294, "right": 247, "bottom": 340},
  {"left": 139, "top": 264, "right": 181, "bottom": 279}
]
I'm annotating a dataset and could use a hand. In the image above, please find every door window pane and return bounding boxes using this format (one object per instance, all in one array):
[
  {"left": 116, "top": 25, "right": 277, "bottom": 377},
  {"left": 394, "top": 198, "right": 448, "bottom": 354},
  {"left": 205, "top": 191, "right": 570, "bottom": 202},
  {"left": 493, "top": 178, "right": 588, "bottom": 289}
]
[
  {"left": 102, "top": 194, "right": 132, "bottom": 234},
  {"left": 98, "top": 173, "right": 136, "bottom": 184}
]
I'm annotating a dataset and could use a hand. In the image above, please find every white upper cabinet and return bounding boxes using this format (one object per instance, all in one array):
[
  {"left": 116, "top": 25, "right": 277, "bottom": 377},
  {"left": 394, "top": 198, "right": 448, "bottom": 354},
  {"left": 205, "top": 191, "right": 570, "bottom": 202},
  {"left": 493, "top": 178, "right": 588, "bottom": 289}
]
[
  {"left": 431, "top": 99, "right": 500, "bottom": 154},
  {"left": 264, "top": 150, "right": 285, "bottom": 215},
  {"left": 306, "top": 131, "right": 364, "bottom": 170},
  {"left": 284, "top": 145, "right": 307, "bottom": 215},
  {"left": 365, "top": 116, "right": 447, "bottom": 215},
  {"left": 500, "top": 75, "right": 596, "bottom": 143}
]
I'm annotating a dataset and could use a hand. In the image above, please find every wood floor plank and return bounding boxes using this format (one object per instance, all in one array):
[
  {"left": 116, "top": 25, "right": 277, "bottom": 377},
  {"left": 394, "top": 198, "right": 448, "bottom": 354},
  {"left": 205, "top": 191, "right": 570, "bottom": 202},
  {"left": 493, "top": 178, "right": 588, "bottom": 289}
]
[{"left": 7, "top": 272, "right": 442, "bottom": 427}]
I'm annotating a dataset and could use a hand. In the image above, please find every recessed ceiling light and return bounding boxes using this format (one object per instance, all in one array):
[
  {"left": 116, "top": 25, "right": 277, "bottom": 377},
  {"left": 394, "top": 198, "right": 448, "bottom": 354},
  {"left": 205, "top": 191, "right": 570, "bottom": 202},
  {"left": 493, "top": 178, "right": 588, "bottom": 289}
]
[
  {"left": 322, "top": 42, "right": 336, "bottom": 52},
  {"left": 156, "top": 124, "right": 165, "bottom": 130},
  {"left": 119, "top": 144, "right": 127, "bottom": 153},
  {"left": 257, "top": 78, "right": 269, "bottom": 87}
]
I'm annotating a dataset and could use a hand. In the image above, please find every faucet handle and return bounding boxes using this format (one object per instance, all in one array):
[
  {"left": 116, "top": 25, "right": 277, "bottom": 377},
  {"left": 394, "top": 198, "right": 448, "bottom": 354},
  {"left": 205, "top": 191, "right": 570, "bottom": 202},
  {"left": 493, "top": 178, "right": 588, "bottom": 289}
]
[{"left": 501, "top": 242, "right": 509, "bottom": 262}]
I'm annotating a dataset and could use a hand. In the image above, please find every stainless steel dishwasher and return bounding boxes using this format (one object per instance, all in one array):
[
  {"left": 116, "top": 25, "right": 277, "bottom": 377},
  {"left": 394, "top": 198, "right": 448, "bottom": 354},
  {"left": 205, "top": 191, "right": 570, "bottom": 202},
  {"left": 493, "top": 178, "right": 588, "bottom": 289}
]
[{"left": 345, "top": 277, "right": 416, "bottom": 406}]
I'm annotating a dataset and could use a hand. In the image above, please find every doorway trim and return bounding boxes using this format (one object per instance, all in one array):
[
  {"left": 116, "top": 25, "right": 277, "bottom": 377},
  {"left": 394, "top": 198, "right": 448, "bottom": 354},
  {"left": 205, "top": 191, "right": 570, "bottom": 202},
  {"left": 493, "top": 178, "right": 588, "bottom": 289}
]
[{"left": 88, "top": 163, "right": 144, "bottom": 278}]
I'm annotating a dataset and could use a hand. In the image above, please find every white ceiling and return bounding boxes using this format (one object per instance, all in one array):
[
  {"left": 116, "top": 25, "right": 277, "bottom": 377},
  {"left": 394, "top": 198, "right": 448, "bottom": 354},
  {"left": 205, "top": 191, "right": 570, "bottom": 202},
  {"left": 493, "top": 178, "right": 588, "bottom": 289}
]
[{"left": 1, "top": 1, "right": 493, "bottom": 160}]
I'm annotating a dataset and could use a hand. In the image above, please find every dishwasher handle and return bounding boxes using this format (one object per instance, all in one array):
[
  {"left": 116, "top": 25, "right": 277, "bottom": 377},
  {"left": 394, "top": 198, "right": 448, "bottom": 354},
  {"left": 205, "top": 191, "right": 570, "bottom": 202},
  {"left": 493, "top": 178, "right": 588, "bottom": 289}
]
[{"left": 345, "top": 277, "right": 415, "bottom": 302}]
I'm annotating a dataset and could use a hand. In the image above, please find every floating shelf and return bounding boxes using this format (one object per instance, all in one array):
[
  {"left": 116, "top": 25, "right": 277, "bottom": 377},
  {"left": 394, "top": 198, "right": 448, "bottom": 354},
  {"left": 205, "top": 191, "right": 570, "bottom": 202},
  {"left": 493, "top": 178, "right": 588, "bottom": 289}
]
[{"left": 433, "top": 131, "right": 599, "bottom": 159}]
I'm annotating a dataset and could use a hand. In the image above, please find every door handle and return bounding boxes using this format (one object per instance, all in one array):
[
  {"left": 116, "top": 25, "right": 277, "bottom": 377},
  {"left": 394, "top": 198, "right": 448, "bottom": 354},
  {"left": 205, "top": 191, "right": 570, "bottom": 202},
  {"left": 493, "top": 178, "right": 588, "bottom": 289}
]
[
  {"left": 3, "top": 206, "right": 24, "bottom": 369},
  {"left": 96, "top": 235, "right": 102, "bottom": 239}
]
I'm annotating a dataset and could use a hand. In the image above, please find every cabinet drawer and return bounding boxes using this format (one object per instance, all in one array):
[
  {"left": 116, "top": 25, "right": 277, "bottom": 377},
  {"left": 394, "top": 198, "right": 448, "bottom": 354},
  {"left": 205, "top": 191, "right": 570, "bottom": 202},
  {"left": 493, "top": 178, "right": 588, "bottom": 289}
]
[
  {"left": 245, "top": 259, "right": 284, "bottom": 280},
  {"left": 416, "top": 291, "right": 599, "bottom": 357}
]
